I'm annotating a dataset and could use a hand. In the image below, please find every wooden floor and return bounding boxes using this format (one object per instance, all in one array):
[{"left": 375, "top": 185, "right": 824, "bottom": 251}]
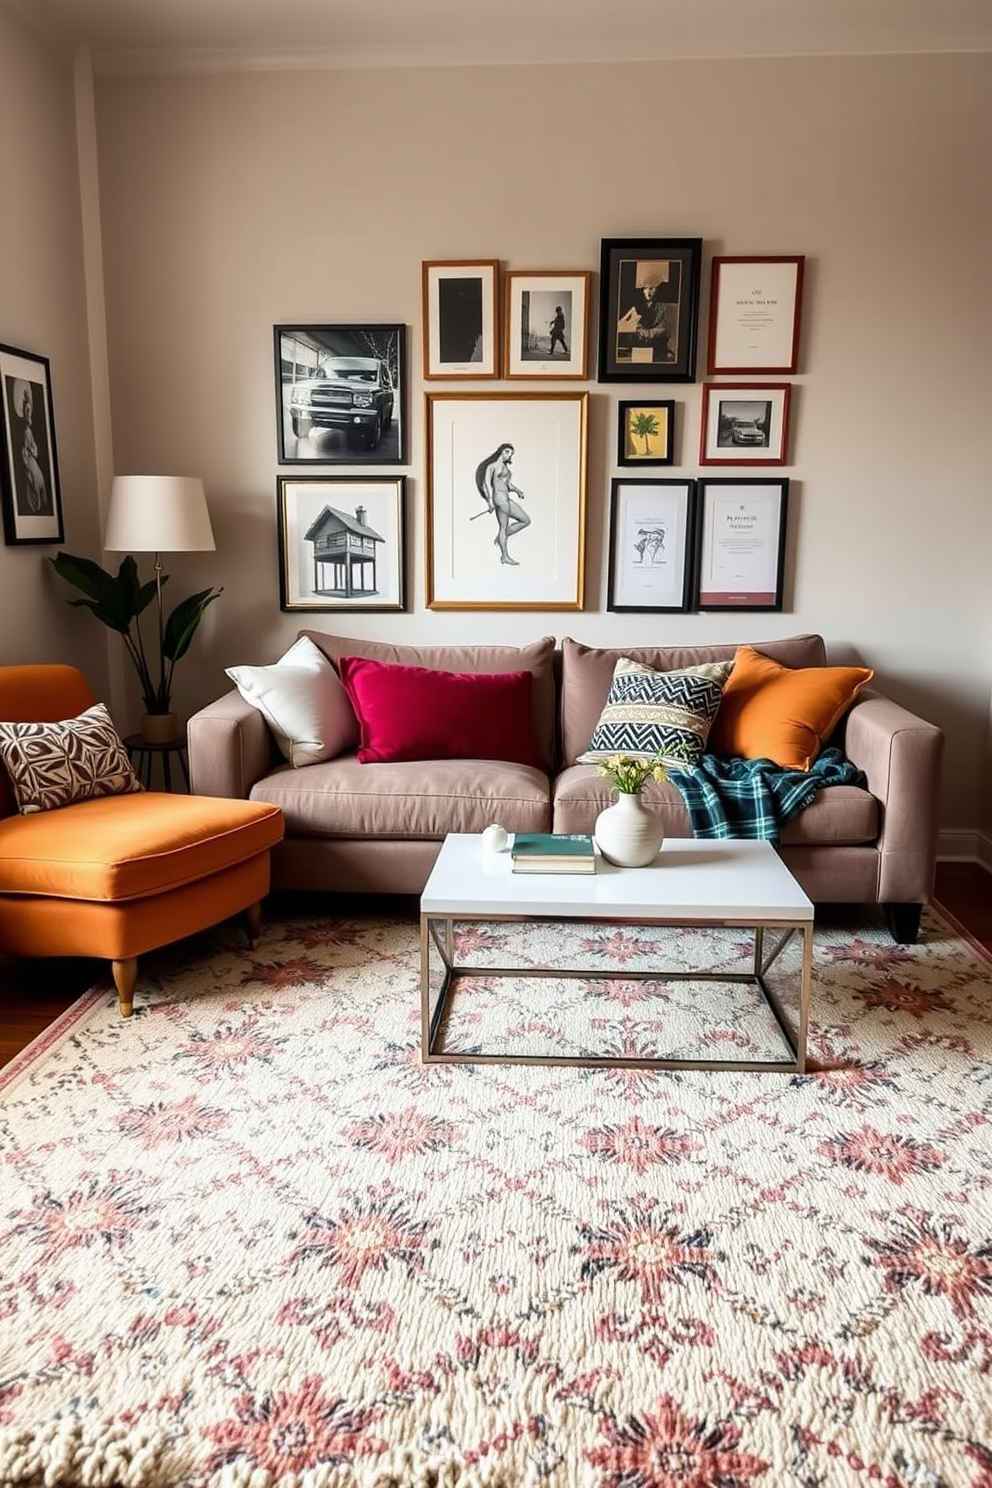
[{"left": 2, "top": 864, "right": 990, "bottom": 1070}]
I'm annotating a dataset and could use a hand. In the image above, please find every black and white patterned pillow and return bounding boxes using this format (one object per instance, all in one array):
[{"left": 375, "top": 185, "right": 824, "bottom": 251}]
[
  {"left": 575, "top": 656, "right": 735, "bottom": 768},
  {"left": 0, "top": 703, "right": 143, "bottom": 814}
]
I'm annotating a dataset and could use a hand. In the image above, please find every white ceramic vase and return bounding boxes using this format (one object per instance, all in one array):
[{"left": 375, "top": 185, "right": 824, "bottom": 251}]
[{"left": 594, "top": 790, "right": 664, "bottom": 868}]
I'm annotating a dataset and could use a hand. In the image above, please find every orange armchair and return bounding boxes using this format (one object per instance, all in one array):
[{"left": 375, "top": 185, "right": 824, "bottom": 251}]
[{"left": 0, "top": 665, "right": 284, "bottom": 1016}]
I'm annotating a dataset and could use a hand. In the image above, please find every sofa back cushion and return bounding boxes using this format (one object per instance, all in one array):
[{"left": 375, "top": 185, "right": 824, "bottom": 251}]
[
  {"left": 559, "top": 634, "right": 827, "bottom": 766},
  {"left": 301, "top": 631, "right": 557, "bottom": 771}
]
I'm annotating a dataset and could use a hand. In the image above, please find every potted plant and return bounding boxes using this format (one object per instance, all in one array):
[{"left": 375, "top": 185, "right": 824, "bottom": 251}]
[{"left": 49, "top": 551, "right": 221, "bottom": 742}]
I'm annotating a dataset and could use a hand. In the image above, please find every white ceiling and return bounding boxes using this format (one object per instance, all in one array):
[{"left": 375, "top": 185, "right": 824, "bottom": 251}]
[{"left": 5, "top": 0, "right": 992, "bottom": 74}]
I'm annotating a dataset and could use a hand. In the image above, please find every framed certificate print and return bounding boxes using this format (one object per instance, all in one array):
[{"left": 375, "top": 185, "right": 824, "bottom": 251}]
[
  {"left": 707, "top": 256, "right": 805, "bottom": 374},
  {"left": 694, "top": 478, "right": 789, "bottom": 611},
  {"left": 598, "top": 237, "right": 702, "bottom": 383},
  {"left": 607, "top": 478, "right": 696, "bottom": 613}
]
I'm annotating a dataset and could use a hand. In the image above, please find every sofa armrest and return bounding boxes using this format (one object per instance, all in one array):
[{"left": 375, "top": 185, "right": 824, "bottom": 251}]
[
  {"left": 187, "top": 690, "right": 276, "bottom": 799},
  {"left": 841, "top": 689, "right": 944, "bottom": 904}
]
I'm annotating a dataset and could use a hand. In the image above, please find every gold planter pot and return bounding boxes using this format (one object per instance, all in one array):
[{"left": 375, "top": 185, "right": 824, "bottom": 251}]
[{"left": 141, "top": 712, "right": 180, "bottom": 745}]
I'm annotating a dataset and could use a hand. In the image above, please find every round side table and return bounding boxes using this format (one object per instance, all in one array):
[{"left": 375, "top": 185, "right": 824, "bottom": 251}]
[{"left": 124, "top": 735, "right": 190, "bottom": 793}]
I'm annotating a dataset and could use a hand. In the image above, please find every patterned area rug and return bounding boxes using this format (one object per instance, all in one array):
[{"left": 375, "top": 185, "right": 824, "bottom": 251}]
[{"left": 1, "top": 903, "right": 991, "bottom": 1488}]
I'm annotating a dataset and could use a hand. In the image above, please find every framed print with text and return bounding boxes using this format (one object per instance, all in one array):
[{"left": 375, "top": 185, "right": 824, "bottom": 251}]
[
  {"left": 274, "top": 323, "right": 405, "bottom": 465},
  {"left": 617, "top": 399, "right": 675, "bottom": 467},
  {"left": 699, "top": 382, "right": 792, "bottom": 465},
  {"left": 694, "top": 478, "right": 789, "bottom": 611},
  {"left": 277, "top": 475, "right": 407, "bottom": 612},
  {"left": 504, "top": 270, "right": 591, "bottom": 379},
  {"left": 0, "top": 341, "right": 64, "bottom": 546},
  {"left": 422, "top": 260, "right": 500, "bottom": 379},
  {"left": 707, "top": 256, "right": 805, "bottom": 374},
  {"left": 426, "top": 391, "right": 588, "bottom": 610},
  {"left": 607, "top": 478, "right": 696, "bottom": 613},
  {"left": 598, "top": 237, "right": 701, "bottom": 383}
]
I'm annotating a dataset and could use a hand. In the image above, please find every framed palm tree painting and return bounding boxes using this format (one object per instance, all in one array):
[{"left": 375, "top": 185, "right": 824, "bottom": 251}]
[{"left": 617, "top": 400, "right": 675, "bottom": 466}]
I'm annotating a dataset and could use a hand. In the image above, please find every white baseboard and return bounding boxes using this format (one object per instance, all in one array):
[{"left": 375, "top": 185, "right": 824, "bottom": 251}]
[{"left": 937, "top": 828, "right": 992, "bottom": 871}]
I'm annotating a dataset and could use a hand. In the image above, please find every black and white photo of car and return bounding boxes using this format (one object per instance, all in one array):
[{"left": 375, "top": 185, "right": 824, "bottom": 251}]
[
  {"left": 715, "top": 397, "right": 771, "bottom": 450},
  {"left": 274, "top": 324, "right": 405, "bottom": 465}
]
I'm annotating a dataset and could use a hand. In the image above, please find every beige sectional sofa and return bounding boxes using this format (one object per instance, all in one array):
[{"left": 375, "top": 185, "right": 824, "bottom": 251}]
[{"left": 187, "top": 629, "right": 944, "bottom": 943}]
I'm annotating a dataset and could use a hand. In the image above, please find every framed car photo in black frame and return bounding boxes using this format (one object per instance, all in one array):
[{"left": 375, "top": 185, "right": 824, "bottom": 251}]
[
  {"left": 274, "top": 324, "right": 406, "bottom": 465},
  {"left": 597, "top": 238, "right": 702, "bottom": 383}
]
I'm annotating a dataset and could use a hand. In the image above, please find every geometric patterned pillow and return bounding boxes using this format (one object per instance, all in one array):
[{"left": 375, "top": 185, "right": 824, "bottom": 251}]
[
  {"left": 0, "top": 702, "right": 143, "bottom": 814},
  {"left": 575, "top": 655, "right": 735, "bottom": 769}
]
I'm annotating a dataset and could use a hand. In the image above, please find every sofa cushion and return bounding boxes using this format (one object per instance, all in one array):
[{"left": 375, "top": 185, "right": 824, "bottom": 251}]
[
  {"left": 301, "top": 630, "right": 557, "bottom": 771},
  {"left": 249, "top": 756, "right": 551, "bottom": 839},
  {"left": 226, "top": 635, "right": 358, "bottom": 767},
  {"left": 0, "top": 703, "right": 143, "bottom": 815},
  {"left": 339, "top": 657, "right": 541, "bottom": 767},
  {"left": 0, "top": 793, "right": 284, "bottom": 901},
  {"left": 575, "top": 656, "right": 733, "bottom": 769},
  {"left": 560, "top": 634, "right": 827, "bottom": 768},
  {"left": 707, "top": 646, "right": 874, "bottom": 770}
]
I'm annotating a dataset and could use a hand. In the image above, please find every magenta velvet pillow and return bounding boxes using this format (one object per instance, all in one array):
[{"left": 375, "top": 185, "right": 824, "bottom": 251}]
[{"left": 338, "top": 657, "right": 541, "bottom": 766}]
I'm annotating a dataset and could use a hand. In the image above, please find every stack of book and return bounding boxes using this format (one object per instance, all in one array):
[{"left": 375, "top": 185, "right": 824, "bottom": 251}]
[{"left": 510, "top": 832, "right": 596, "bottom": 874}]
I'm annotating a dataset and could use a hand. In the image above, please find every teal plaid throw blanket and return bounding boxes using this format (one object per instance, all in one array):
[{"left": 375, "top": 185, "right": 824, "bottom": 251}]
[{"left": 667, "top": 746, "right": 866, "bottom": 841}]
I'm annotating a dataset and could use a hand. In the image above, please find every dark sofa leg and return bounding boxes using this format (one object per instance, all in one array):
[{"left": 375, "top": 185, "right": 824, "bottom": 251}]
[{"left": 883, "top": 903, "right": 923, "bottom": 944}]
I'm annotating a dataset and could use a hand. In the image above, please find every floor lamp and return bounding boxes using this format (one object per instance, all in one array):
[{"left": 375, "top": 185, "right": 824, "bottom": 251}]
[{"left": 103, "top": 475, "right": 216, "bottom": 742}]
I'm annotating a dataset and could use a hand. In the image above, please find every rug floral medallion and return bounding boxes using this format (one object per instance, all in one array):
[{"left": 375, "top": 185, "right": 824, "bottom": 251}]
[{"left": 1, "top": 904, "right": 991, "bottom": 1488}]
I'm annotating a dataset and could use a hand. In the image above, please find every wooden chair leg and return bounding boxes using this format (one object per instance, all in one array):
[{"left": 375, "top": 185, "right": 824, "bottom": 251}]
[
  {"left": 112, "top": 957, "right": 138, "bottom": 1017},
  {"left": 243, "top": 900, "right": 262, "bottom": 948}
]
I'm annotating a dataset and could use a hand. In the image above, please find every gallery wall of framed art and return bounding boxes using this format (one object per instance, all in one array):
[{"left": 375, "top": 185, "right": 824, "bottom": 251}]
[{"left": 271, "top": 240, "right": 806, "bottom": 618}]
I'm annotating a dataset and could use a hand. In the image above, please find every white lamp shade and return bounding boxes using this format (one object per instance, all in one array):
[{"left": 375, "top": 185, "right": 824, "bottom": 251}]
[{"left": 104, "top": 475, "right": 215, "bottom": 553}]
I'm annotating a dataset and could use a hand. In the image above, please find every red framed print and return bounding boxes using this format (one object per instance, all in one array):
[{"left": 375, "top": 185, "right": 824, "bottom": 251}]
[
  {"left": 707, "top": 256, "right": 805, "bottom": 375},
  {"left": 699, "top": 382, "right": 792, "bottom": 466}
]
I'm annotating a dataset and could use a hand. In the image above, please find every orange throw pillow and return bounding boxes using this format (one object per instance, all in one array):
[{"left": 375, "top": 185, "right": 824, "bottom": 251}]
[{"left": 708, "top": 645, "right": 874, "bottom": 770}]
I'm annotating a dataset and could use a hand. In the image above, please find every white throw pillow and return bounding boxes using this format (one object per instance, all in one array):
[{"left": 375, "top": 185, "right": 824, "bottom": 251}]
[{"left": 226, "top": 635, "right": 358, "bottom": 767}]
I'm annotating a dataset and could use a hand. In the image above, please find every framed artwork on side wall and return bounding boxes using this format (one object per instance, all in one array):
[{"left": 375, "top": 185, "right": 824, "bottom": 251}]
[
  {"left": 699, "top": 382, "right": 792, "bottom": 465},
  {"left": 277, "top": 475, "right": 407, "bottom": 612},
  {"left": 274, "top": 324, "right": 405, "bottom": 465},
  {"left": 426, "top": 390, "right": 588, "bottom": 610},
  {"left": 598, "top": 237, "right": 702, "bottom": 383},
  {"left": 0, "top": 342, "right": 64, "bottom": 546},
  {"left": 707, "top": 256, "right": 805, "bottom": 374},
  {"left": 617, "top": 400, "right": 676, "bottom": 466}
]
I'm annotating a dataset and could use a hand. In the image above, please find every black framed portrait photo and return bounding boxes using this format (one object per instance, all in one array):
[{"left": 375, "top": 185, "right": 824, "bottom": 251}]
[
  {"left": 274, "top": 324, "right": 406, "bottom": 465},
  {"left": 0, "top": 342, "right": 64, "bottom": 546},
  {"left": 598, "top": 238, "right": 702, "bottom": 383}
]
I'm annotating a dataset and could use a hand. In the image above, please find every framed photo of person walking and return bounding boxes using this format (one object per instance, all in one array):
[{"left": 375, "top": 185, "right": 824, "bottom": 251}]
[
  {"left": 597, "top": 238, "right": 702, "bottom": 383},
  {"left": 504, "top": 271, "right": 591, "bottom": 379},
  {"left": 426, "top": 391, "right": 588, "bottom": 610},
  {"left": 0, "top": 342, "right": 64, "bottom": 546}
]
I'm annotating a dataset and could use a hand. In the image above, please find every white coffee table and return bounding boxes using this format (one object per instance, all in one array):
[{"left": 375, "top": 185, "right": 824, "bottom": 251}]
[{"left": 420, "top": 833, "right": 814, "bottom": 1073}]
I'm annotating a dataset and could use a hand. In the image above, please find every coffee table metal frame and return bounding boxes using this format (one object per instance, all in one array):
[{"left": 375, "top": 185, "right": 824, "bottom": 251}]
[{"left": 420, "top": 834, "right": 814, "bottom": 1074}]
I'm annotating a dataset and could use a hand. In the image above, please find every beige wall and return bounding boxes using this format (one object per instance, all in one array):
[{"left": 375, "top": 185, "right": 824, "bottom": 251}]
[{"left": 0, "top": 10, "right": 107, "bottom": 691}]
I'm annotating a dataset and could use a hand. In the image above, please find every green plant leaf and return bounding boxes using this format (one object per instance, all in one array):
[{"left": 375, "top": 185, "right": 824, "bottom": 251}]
[{"left": 163, "top": 587, "right": 222, "bottom": 663}]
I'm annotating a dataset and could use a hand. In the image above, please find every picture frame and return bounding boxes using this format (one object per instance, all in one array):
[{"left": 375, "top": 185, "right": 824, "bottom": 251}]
[
  {"left": 707, "top": 256, "right": 805, "bottom": 375},
  {"left": 0, "top": 342, "right": 64, "bottom": 546},
  {"left": 617, "top": 399, "right": 676, "bottom": 467},
  {"left": 694, "top": 478, "right": 789, "bottom": 612},
  {"left": 276, "top": 475, "right": 407, "bottom": 612},
  {"left": 597, "top": 237, "right": 702, "bottom": 383},
  {"left": 503, "top": 270, "right": 591, "bottom": 379},
  {"left": 422, "top": 260, "right": 500, "bottom": 379},
  {"left": 425, "top": 390, "right": 588, "bottom": 610},
  {"left": 274, "top": 324, "right": 406, "bottom": 465},
  {"left": 607, "top": 478, "right": 696, "bottom": 613},
  {"left": 699, "top": 382, "right": 792, "bottom": 466}
]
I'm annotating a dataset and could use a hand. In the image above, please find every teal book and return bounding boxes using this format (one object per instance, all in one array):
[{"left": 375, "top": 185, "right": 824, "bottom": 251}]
[{"left": 511, "top": 833, "right": 595, "bottom": 861}]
